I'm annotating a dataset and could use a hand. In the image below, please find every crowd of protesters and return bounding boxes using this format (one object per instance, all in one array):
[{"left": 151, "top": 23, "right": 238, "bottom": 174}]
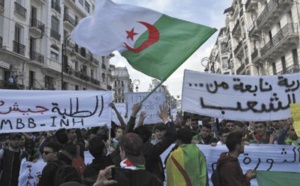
[{"left": 0, "top": 102, "right": 298, "bottom": 186}]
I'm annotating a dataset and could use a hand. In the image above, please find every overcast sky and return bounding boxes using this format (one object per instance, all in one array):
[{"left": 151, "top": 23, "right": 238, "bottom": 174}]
[{"left": 110, "top": 0, "right": 232, "bottom": 98}]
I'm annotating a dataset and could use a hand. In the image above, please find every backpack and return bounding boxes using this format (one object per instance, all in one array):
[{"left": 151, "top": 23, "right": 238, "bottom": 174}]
[
  {"left": 54, "top": 164, "right": 82, "bottom": 186},
  {"left": 211, "top": 163, "right": 222, "bottom": 186},
  {"left": 60, "top": 145, "right": 86, "bottom": 177}
]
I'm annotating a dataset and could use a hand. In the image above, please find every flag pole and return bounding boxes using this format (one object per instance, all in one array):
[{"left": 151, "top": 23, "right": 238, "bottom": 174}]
[{"left": 140, "top": 80, "right": 165, "bottom": 104}]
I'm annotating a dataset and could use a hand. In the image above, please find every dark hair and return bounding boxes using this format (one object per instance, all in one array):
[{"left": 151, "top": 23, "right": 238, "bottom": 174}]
[
  {"left": 234, "top": 121, "right": 245, "bottom": 128},
  {"left": 54, "top": 165, "right": 81, "bottom": 186},
  {"left": 226, "top": 132, "right": 243, "bottom": 152},
  {"left": 55, "top": 129, "right": 68, "bottom": 145},
  {"left": 218, "top": 127, "right": 230, "bottom": 136},
  {"left": 202, "top": 124, "right": 212, "bottom": 130},
  {"left": 88, "top": 136, "right": 105, "bottom": 158},
  {"left": 253, "top": 121, "right": 267, "bottom": 127},
  {"left": 154, "top": 123, "right": 167, "bottom": 131},
  {"left": 45, "top": 141, "right": 61, "bottom": 153},
  {"left": 133, "top": 125, "right": 152, "bottom": 143},
  {"left": 177, "top": 128, "right": 193, "bottom": 144}
]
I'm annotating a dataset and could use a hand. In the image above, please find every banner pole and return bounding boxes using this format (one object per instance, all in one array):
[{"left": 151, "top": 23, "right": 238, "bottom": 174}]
[{"left": 140, "top": 80, "right": 165, "bottom": 104}]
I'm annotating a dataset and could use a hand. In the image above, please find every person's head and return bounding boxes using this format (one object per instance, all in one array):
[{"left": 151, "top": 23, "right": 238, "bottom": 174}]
[
  {"left": 133, "top": 125, "right": 152, "bottom": 143},
  {"left": 218, "top": 127, "right": 230, "bottom": 144},
  {"left": 154, "top": 123, "right": 167, "bottom": 140},
  {"left": 233, "top": 121, "right": 245, "bottom": 133},
  {"left": 119, "top": 133, "right": 145, "bottom": 165},
  {"left": 19, "top": 135, "right": 26, "bottom": 148},
  {"left": 177, "top": 128, "right": 193, "bottom": 145},
  {"left": 287, "top": 125, "right": 298, "bottom": 140},
  {"left": 223, "top": 120, "right": 235, "bottom": 131},
  {"left": 115, "top": 126, "right": 124, "bottom": 140},
  {"left": 226, "top": 132, "right": 244, "bottom": 154},
  {"left": 67, "top": 129, "right": 77, "bottom": 142},
  {"left": 42, "top": 141, "right": 60, "bottom": 163},
  {"left": 88, "top": 136, "right": 106, "bottom": 158},
  {"left": 253, "top": 122, "right": 267, "bottom": 136},
  {"left": 55, "top": 129, "right": 69, "bottom": 145},
  {"left": 200, "top": 124, "right": 212, "bottom": 139},
  {"left": 9, "top": 133, "right": 22, "bottom": 149},
  {"left": 190, "top": 118, "right": 199, "bottom": 130}
]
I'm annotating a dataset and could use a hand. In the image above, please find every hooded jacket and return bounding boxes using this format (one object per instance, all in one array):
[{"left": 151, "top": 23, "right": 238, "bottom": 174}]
[{"left": 216, "top": 152, "right": 251, "bottom": 186}]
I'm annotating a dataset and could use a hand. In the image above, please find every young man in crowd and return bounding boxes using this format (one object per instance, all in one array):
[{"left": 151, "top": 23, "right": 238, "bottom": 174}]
[
  {"left": 151, "top": 123, "right": 167, "bottom": 145},
  {"left": 214, "top": 132, "right": 255, "bottom": 186},
  {"left": 38, "top": 141, "right": 65, "bottom": 186},
  {"left": 0, "top": 133, "right": 28, "bottom": 186},
  {"left": 251, "top": 121, "right": 274, "bottom": 144},
  {"left": 166, "top": 128, "right": 208, "bottom": 186},
  {"left": 192, "top": 123, "right": 218, "bottom": 145}
]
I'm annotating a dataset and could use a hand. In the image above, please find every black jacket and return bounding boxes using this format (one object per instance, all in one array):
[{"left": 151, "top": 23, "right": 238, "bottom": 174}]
[{"left": 38, "top": 159, "right": 65, "bottom": 186}]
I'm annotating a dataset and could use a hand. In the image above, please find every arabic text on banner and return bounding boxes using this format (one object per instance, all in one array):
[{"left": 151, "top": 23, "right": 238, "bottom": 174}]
[
  {"left": 0, "top": 90, "right": 112, "bottom": 133},
  {"left": 182, "top": 69, "right": 300, "bottom": 121}
]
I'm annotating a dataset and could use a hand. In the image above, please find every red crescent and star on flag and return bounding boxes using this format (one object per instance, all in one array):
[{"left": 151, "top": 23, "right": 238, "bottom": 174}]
[{"left": 124, "top": 21, "right": 160, "bottom": 53}]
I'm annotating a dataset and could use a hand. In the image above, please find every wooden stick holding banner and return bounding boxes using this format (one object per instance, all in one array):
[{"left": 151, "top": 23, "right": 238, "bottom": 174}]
[{"left": 140, "top": 80, "right": 165, "bottom": 104}]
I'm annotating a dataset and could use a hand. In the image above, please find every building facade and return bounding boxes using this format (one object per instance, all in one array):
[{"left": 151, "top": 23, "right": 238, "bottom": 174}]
[
  {"left": 209, "top": 0, "right": 299, "bottom": 76},
  {"left": 110, "top": 65, "right": 132, "bottom": 103},
  {"left": 0, "top": 0, "right": 111, "bottom": 90}
]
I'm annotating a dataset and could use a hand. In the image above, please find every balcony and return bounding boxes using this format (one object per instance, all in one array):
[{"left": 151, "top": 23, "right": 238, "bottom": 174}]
[
  {"left": 236, "top": 63, "right": 245, "bottom": 74},
  {"left": 13, "top": 41, "right": 25, "bottom": 55},
  {"left": 256, "top": 0, "right": 293, "bottom": 30},
  {"left": 234, "top": 41, "right": 243, "bottom": 58},
  {"left": 30, "top": 51, "right": 44, "bottom": 64},
  {"left": 64, "top": 12, "right": 76, "bottom": 29},
  {"left": 51, "top": 29, "right": 61, "bottom": 41},
  {"left": 245, "top": 0, "right": 258, "bottom": 12},
  {"left": 29, "top": 18, "right": 44, "bottom": 38},
  {"left": 0, "top": 36, "right": 2, "bottom": 49},
  {"left": 251, "top": 48, "right": 261, "bottom": 63},
  {"left": 102, "top": 64, "right": 106, "bottom": 70},
  {"left": 260, "top": 23, "right": 298, "bottom": 59},
  {"left": 277, "top": 64, "right": 300, "bottom": 75},
  {"left": 51, "top": 1, "right": 61, "bottom": 13},
  {"left": 232, "top": 20, "right": 241, "bottom": 38},
  {"left": 0, "top": 0, "right": 4, "bottom": 11},
  {"left": 14, "top": 2, "right": 26, "bottom": 18},
  {"left": 93, "top": 59, "right": 99, "bottom": 66}
]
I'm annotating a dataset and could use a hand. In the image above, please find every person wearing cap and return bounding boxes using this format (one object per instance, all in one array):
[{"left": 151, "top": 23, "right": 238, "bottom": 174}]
[
  {"left": 166, "top": 128, "right": 208, "bottom": 186},
  {"left": 111, "top": 133, "right": 161, "bottom": 186},
  {"left": 0, "top": 133, "right": 28, "bottom": 186}
]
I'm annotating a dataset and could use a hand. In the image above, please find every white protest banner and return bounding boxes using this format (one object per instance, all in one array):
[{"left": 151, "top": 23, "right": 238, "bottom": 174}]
[
  {"left": 18, "top": 158, "right": 46, "bottom": 186},
  {"left": 160, "top": 144, "right": 300, "bottom": 186},
  {"left": 182, "top": 69, "right": 300, "bottom": 121},
  {"left": 0, "top": 90, "right": 112, "bottom": 133},
  {"left": 111, "top": 103, "right": 129, "bottom": 124},
  {"left": 125, "top": 92, "right": 166, "bottom": 124}
]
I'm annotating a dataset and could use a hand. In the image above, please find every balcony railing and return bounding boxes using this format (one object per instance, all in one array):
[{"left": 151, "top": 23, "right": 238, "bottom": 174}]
[
  {"left": 234, "top": 41, "right": 243, "bottom": 55},
  {"left": 278, "top": 64, "right": 300, "bottom": 74},
  {"left": 51, "top": 1, "right": 61, "bottom": 13},
  {"left": 13, "top": 40, "right": 25, "bottom": 55},
  {"left": 256, "top": 0, "right": 284, "bottom": 28},
  {"left": 261, "top": 23, "right": 298, "bottom": 57},
  {"left": 30, "top": 51, "right": 44, "bottom": 64},
  {"left": 14, "top": 2, "right": 26, "bottom": 18},
  {"left": 64, "top": 12, "right": 76, "bottom": 26},
  {"left": 31, "top": 18, "right": 44, "bottom": 29},
  {"left": 0, "top": 0, "right": 4, "bottom": 9},
  {"left": 0, "top": 36, "right": 2, "bottom": 49},
  {"left": 51, "top": 29, "right": 61, "bottom": 41}
]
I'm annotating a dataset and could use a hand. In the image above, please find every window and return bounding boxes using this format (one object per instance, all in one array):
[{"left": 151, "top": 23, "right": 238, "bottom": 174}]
[
  {"left": 29, "top": 71, "right": 35, "bottom": 88},
  {"left": 281, "top": 56, "right": 286, "bottom": 73},
  {"left": 85, "top": 2, "right": 90, "bottom": 13},
  {"left": 102, "top": 73, "right": 105, "bottom": 83},
  {"left": 272, "top": 62, "right": 277, "bottom": 75},
  {"left": 74, "top": 61, "right": 79, "bottom": 71},
  {"left": 75, "top": 85, "right": 79, "bottom": 90},
  {"left": 51, "top": 51, "right": 59, "bottom": 61},
  {"left": 79, "top": 0, "right": 83, "bottom": 5},
  {"left": 292, "top": 49, "right": 298, "bottom": 65},
  {"left": 51, "top": 16, "right": 59, "bottom": 32},
  {"left": 15, "top": 25, "right": 23, "bottom": 42},
  {"left": 91, "top": 69, "right": 94, "bottom": 78}
]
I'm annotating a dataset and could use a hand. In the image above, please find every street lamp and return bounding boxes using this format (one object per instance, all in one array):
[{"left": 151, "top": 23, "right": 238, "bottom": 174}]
[
  {"left": 133, "top": 79, "right": 140, "bottom": 92},
  {"left": 201, "top": 57, "right": 215, "bottom": 73},
  {"left": 61, "top": 35, "right": 75, "bottom": 90}
]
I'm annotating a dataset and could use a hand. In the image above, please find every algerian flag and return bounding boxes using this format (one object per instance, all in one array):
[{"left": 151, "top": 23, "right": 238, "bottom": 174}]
[
  {"left": 256, "top": 171, "right": 300, "bottom": 186},
  {"left": 71, "top": 0, "right": 216, "bottom": 81}
]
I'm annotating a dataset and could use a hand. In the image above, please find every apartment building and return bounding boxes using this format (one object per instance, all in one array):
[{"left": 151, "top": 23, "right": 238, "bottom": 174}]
[
  {"left": 210, "top": 0, "right": 300, "bottom": 76},
  {"left": 0, "top": 0, "right": 111, "bottom": 90},
  {"left": 110, "top": 65, "right": 132, "bottom": 103}
]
